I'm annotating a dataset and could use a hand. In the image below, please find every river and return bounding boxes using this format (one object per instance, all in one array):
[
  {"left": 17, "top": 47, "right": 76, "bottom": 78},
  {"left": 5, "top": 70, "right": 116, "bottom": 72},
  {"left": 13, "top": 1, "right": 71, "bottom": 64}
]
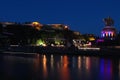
[{"left": 0, "top": 53, "right": 120, "bottom": 80}]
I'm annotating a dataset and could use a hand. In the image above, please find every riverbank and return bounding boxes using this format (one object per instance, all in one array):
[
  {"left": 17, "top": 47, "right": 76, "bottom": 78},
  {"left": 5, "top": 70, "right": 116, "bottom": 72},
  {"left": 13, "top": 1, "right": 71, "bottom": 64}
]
[{"left": 0, "top": 45, "right": 120, "bottom": 57}]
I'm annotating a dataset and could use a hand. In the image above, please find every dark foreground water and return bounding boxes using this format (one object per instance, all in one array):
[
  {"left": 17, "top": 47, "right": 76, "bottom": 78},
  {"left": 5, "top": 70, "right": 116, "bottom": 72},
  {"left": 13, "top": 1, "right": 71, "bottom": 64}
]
[{"left": 0, "top": 53, "right": 120, "bottom": 80}]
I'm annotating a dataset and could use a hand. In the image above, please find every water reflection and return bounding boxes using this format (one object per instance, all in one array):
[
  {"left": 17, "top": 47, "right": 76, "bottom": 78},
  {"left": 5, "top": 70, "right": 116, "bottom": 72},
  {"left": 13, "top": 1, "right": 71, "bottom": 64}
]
[
  {"left": 85, "top": 57, "right": 91, "bottom": 70},
  {"left": 78, "top": 56, "right": 81, "bottom": 69},
  {"left": 50, "top": 55, "right": 54, "bottom": 69},
  {"left": 0, "top": 54, "right": 120, "bottom": 80},
  {"left": 99, "top": 59, "right": 113, "bottom": 80},
  {"left": 42, "top": 55, "right": 47, "bottom": 78},
  {"left": 59, "top": 55, "right": 70, "bottom": 80},
  {"left": 33, "top": 54, "right": 40, "bottom": 72}
]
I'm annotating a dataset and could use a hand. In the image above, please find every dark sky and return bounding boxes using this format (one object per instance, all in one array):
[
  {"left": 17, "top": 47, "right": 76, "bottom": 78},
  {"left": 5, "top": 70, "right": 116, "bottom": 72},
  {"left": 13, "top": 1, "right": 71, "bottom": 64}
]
[{"left": 0, "top": 0, "right": 120, "bottom": 35}]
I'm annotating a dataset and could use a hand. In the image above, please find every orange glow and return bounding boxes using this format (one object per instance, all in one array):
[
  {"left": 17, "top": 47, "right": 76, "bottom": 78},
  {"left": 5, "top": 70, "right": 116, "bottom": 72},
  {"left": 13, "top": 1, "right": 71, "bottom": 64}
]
[
  {"left": 85, "top": 57, "right": 91, "bottom": 70},
  {"left": 51, "top": 24, "right": 62, "bottom": 28},
  {"left": 43, "top": 55, "right": 47, "bottom": 78},
  {"left": 106, "top": 32, "right": 108, "bottom": 37},
  {"left": 54, "top": 24, "right": 60, "bottom": 27},
  {"left": 78, "top": 56, "right": 81, "bottom": 69},
  {"left": 63, "top": 56, "right": 69, "bottom": 68},
  {"left": 32, "top": 22, "right": 40, "bottom": 25},
  {"left": 111, "top": 32, "right": 114, "bottom": 37},
  {"left": 32, "top": 22, "right": 42, "bottom": 30},
  {"left": 60, "top": 55, "right": 70, "bottom": 80}
]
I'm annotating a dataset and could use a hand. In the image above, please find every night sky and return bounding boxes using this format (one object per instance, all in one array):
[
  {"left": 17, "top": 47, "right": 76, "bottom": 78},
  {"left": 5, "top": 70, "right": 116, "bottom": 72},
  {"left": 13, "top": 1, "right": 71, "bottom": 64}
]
[{"left": 0, "top": 0, "right": 120, "bottom": 36}]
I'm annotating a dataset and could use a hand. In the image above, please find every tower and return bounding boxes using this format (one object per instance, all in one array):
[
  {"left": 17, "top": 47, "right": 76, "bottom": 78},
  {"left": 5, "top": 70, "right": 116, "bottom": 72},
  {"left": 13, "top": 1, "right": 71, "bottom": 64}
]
[{"left": 101, "top": 17, "right": 117, "bottom": 39}]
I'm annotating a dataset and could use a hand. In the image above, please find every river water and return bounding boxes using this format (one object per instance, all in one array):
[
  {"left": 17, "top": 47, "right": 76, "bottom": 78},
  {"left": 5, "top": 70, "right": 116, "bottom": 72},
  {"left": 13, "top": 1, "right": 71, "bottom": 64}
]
[{"left": 0, "top": 53, "right": 120, "bottom": 80}]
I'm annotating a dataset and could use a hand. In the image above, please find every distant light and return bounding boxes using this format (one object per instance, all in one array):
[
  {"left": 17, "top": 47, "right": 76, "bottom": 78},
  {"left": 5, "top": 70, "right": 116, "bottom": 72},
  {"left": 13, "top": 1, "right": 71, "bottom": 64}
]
[
  {"left": 105, "top": 32, "right": 108, "bottom": 37},
  {"left": 78, "top": 47, "right": 100, "bottom": 50},
  {"left": 36, "top": 39, "right": 46, "bottom": 46},
  {"left": 102, "top": 33, "right": 105, "bottom": 37},
  {"left": 108, "top": 32, "right": 111, "bottom": 36},
  {"left": 65, "top": 26, "right": 68, "bottom": 28},
  {"left": 110, "top": 38, "right": 113, "bottom": 40},
  {"left": 97, "top": 39, "right": 104, "bottom": 43},
  {"left": 64, "top": 25, "right": 69, "bottom": 30},
  {"left": 89, "top": 37, "right": 95, "bottom": 41},
  {"left": 32, "top": 22, "right": 40, "bottom": 26},
  {"left": 111, "top": 32, "right": 114, "bottom": 37},
  {"left": 32, "top": 22, "right": 42, "bottom": 30}
]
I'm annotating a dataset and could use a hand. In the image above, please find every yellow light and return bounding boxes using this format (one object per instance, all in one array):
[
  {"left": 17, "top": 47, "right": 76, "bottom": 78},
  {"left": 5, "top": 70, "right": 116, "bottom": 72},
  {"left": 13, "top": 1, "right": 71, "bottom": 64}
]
[
  {"left": 32, "top": 22, "right": 42, "bottom": 30},
  {"left": 89, "top": 37, "right": 95, "bottom": 41},
  {"left": 32, "top": 22, "right": 40, "bottom": 26},
  {"left": 43, "top": 55, "right": 47, "bottom": 78}
]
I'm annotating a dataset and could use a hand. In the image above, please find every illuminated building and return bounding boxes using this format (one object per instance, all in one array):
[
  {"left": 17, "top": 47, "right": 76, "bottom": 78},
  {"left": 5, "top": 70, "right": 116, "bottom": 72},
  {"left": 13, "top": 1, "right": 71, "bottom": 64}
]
[
  {"left": 101, "top": 27, "right": 116, "bottom": 38},
  {"left": 23, "top": 21, "right": 43, "bottom": 30},
  {"left": 0, "top": 21, "right": 79, "bottom": 46},
  {"left": 47, "top": 24, "right": 69, "bottom": 30},
  {"left": 101, "top": 17, "right": 117, "bottom": 39},
  {"left": 32, "top": 22, "right": 43, "bottom": 30}
]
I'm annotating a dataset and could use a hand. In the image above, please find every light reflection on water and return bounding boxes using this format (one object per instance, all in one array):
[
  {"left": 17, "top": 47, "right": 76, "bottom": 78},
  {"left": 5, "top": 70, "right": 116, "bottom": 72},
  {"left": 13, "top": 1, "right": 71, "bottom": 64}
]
[
  {"left": 0, "top": 54, "right": 120, "bottom": 80},
  {"left": 119, "top": 61, "right": 120, "bottom": 79}
]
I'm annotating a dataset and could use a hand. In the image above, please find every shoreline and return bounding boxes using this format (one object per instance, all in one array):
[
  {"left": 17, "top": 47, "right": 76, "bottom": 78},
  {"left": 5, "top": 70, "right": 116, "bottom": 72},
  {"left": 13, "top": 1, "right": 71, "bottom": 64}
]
[{"left": 0, "top": 45, "right": 120, "bottom": 58}]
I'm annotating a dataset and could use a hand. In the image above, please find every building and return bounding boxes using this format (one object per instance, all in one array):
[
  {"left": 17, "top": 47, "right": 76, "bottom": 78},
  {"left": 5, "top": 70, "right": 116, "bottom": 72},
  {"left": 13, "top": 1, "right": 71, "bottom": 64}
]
[
  {"left": 47, "top": 24, "right": 69, "bottom": 30},
  {"left": 96, "top": 17, "right": 118, "bottom": 46},
  {"left": 101, "top": 17, "right": 117, "bottom": 40}
]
